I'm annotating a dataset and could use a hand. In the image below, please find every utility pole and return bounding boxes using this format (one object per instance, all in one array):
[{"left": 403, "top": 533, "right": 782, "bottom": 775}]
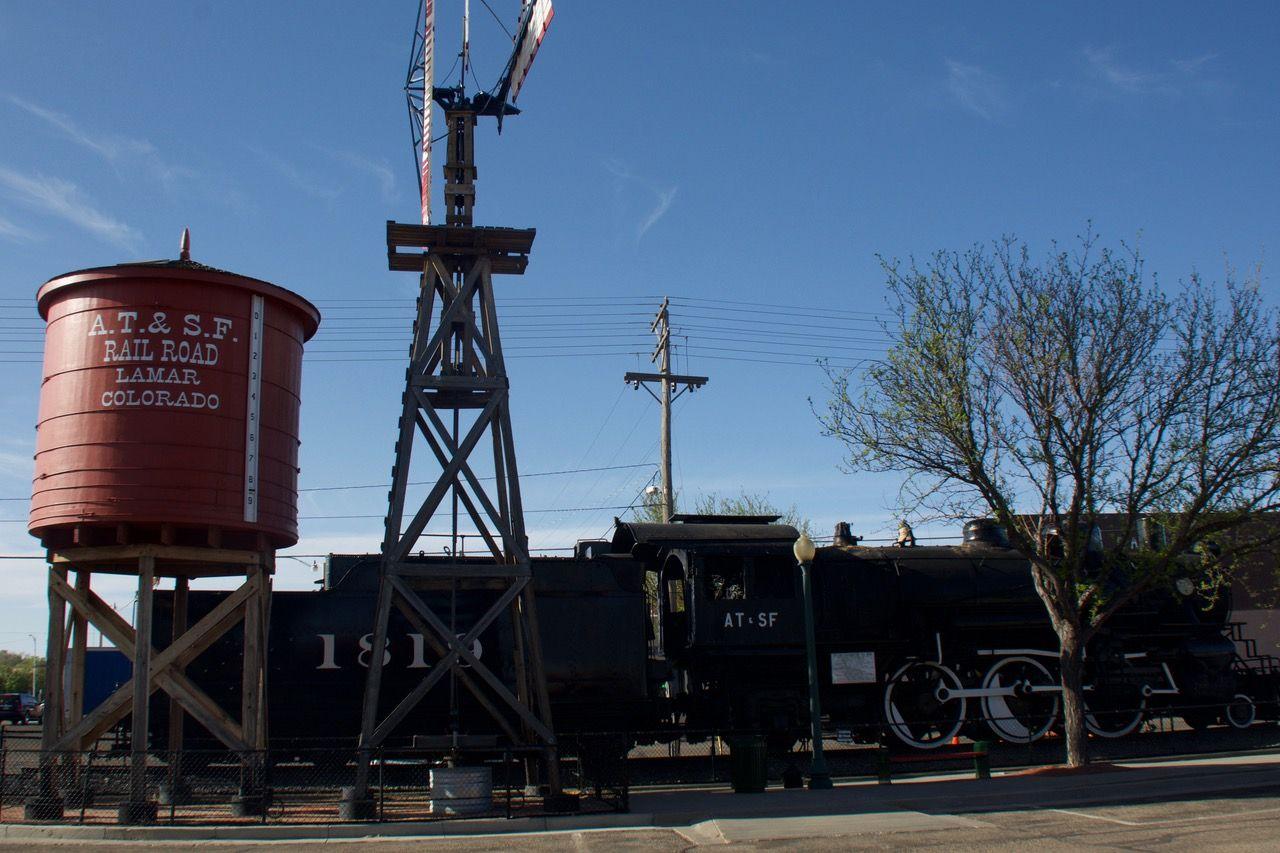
[{"left": 624, "top": 298, "right": 708, "bottom": 522}]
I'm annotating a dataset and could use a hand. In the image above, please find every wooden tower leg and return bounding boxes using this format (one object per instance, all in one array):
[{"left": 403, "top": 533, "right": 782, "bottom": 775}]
[
  {"left": 25, "top": 566, "right": 68, "bottom": 820},
  {"left": 164, "top": 576, "right": 189, "bottom": 805},
  {"left": 121, "top": 556, "right": 157, "bottom": 824},
  {"left": 67, "top": 571, "right": 89, "bottom": 733},
  {"left": 62, "top": 571, "right": 90, "bottom": 805},
  {"left": 520, "top": 588, "right": 561, "bottom": 794},
  {"left": 233, "top": 564, "right": 270, "bottom": 816}
]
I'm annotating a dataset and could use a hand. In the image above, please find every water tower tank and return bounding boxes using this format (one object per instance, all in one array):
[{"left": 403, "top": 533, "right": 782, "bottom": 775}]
[{"left": 29, "top": 248, "right": 321, "bottom": 551}]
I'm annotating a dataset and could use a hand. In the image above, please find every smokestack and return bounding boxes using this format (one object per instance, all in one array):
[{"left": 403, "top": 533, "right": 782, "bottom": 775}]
[{"left": 833, "top": 521, "right": 860, "bottom": 547}]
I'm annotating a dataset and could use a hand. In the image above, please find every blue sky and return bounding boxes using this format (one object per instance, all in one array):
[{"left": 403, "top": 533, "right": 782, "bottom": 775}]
[{"left": 0, "top": 2, "right": 1277, "bottom": 653}]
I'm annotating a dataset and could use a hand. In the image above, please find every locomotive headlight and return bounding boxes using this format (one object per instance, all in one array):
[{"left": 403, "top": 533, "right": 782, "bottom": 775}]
[{"left": 1176, "top": 577, "right": 1195, "bottom": 597}]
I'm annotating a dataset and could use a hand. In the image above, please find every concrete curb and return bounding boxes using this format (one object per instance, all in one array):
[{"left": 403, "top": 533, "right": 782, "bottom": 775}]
[{"left": 0, "top": 811, "right": 658, "bottom": 842}]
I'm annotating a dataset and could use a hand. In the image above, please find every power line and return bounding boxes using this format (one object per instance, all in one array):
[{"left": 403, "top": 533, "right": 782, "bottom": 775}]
[
  {"left": 299, "top": 504, "right": 637, "bottom": 521},
  {"left": 0, "top": 462, "right": 658, "bottom": 504},
  {"left": 299, "top": 461, "right": 655, "bottom": 494}
]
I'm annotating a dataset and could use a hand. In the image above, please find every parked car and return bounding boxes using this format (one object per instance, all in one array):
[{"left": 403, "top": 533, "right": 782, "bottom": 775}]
[{"left": 0, "top": 693, "right": 38, "bottom": 724}]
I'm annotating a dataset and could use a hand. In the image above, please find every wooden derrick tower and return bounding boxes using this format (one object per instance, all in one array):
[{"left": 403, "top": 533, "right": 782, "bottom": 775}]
[{"left": 348, "top": 95, "right": 557, "bottom": 809}]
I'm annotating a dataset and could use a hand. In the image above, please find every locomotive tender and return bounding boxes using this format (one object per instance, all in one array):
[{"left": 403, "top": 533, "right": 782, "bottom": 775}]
[{"left": 145, "top": 516, "right": 1274, "bottom": 752}]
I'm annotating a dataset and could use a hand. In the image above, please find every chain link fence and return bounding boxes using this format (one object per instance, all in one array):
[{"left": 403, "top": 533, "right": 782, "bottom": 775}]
[
  {"left": 0, "top": 730, "right": 624, "bottom": 825},
  {"left": 2, "top": 703, "right": 1278, "bottom": 825}
]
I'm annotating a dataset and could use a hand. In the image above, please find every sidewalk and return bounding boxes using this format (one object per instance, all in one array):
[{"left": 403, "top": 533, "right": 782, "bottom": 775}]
[
  {"left": 637, "top": 750, "right": 1280, "bottom": 844},
  {"left": 2, "top": 750, "right": 1277, "bottom": 844}
]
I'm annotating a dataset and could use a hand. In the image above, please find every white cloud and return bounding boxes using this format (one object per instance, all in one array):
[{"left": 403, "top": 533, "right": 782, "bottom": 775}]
[
  {"left": 637, "top": 186, "right": 678, "bottom": 240},
  {"left": 602, "top": 159, "right": 678, "bottom": 244},
  {"left": 0, "top": 166, "right": 140, "bottom": 250},
  {"left": 249, "top": 146, "right": 341, "bottom": 203},
  {"left": 4, "top": 93, "right": 212, "bottom": 200},
  {"left": 5, "top": 94, "right": 156, "bottom": 161},
  {"left": 314, "top": 146, "right": 398, "bottom": 202},
  {"left": 0, "top": 213, "right": 37, "bottom": 243},
  {"left": 944, "top": 59, "right": 1008, "bottom": 121},
  {"left": 1083, "top": 47, "right": 1223, "bottom": 98}
]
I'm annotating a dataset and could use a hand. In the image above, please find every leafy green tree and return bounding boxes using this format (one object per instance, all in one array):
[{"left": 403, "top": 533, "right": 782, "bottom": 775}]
[
  {"left": 0, "top": 650, "right": 42, "bottom": 695},
  {"left": 820, "top": 233, "right": 1280, "bottom": 767}
]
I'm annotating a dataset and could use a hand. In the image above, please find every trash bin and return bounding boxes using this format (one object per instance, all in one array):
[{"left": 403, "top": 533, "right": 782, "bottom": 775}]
[{"left": 729, "top": 735, "right": 767, "bottom": 793}]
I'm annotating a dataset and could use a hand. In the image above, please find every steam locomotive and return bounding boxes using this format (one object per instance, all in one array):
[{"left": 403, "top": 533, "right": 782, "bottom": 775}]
[{"left": 140, "top": 516, "right": 1277, "bottom": 753}]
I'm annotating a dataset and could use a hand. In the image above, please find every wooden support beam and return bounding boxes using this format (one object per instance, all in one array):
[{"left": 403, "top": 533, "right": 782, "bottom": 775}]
[
  {"left": 623, "top": 371, "right": 709, "bottom": 387},
  {"left": 357, "top": 580, "right": 408, "bottom": 754},
  {"left": 391, "top": 392, "right": 503, "bottom": 564},
  {"left": 67, "top": 571, "right": 89, "bottom": 730},
  {"left": 156, "top": 669, "right": 246, "bottom": 753},
  {"left": 411, "top": 261, "right": 486, "bottom": 376},
  {"left": 390, "top": 597, "right": 520, "bottom": 744},
  {"left": 363, "top": 577, "right": 528, "bottom": 747},
  {"left": 50, "top": 545, "right": 261, "bottom": 569},
  {"left": 40, "top": 567, "right": 67, "bottom": 752},
  {"left": 414, "top": 394, "right": 512, "bottom": 555},
  {"left": 411, "top": 375, "right": 507, "bottom": 390},
  {"left": 130, "top": 557, "right": 155, "bottom": 805},
  {"left": 242, "top": 568, "right": 265, "bottom": 751},
  {"left": 49, "top": 573, "right": 254, "bottom": 752},
  {"left": 413, "top": 413, "right": 503, "bottom": 560},
  {"left": 389, "top": 563, "right": 528, "bottom": 580},
  {"left": 391, "top": 577, "right": 553, "bottom": 743},
  {"left": 167, "top": 576, "right": 188, "bottom": 756}
]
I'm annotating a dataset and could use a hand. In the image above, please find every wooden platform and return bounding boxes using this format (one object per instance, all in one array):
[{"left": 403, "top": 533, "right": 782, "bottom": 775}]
[{"left": 386, "top": 222, "right": 535, "bottom": 275}]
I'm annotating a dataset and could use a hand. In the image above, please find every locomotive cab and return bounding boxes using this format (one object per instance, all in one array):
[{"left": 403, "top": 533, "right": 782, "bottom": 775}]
[{"left": 613, "top": 518, "right": 808, "bottom": 730}]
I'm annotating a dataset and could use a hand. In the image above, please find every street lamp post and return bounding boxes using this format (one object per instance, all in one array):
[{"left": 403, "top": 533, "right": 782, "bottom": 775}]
[{"left": 793, "top": 533, "right": 832, "bottom": 790}]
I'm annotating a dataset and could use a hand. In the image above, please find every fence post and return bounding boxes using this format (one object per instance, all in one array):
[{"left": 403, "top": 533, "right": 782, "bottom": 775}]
[
  {"left": 261, "top": 751, "right": 268, "bottom": 825},
  {"left": 876, "top": 747, "right": 891, "bottom": 785},
  {"left": 77, "top": 751, "right": 90, "bottom": 825},
  {"left": 973, "top": 741, "right": 990, "bottom": 780},
  {"left": 377, "top": 747, "right": 385, "bottom": 822}
]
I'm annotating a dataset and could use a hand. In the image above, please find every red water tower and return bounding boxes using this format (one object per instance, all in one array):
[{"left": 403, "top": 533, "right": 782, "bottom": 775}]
[
  {"left": 31, "top": 245, "right": 319, "bottom": 550},
  {"left": 24, "top": 234, "right": 320, "bottom": 824}
]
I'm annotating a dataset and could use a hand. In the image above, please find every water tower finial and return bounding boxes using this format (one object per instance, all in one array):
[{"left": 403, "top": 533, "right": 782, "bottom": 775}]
[{"left": 179, "top": 228, "right": 191, "bottom": 262}]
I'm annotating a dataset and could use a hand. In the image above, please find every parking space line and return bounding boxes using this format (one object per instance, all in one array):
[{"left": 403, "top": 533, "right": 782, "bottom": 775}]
[{"left": 1052, "top": 804, "right": 1280, "bottom": 828}]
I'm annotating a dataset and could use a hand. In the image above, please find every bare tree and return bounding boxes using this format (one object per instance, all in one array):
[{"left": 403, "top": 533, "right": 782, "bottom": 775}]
[{"left": 820, "top": 233, "right": 1280, "bottom": 766}]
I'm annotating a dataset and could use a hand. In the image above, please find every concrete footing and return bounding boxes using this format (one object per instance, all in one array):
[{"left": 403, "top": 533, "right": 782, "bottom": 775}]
[{"left": 116, "top": 800, "right": 158, "bottom": 825}]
